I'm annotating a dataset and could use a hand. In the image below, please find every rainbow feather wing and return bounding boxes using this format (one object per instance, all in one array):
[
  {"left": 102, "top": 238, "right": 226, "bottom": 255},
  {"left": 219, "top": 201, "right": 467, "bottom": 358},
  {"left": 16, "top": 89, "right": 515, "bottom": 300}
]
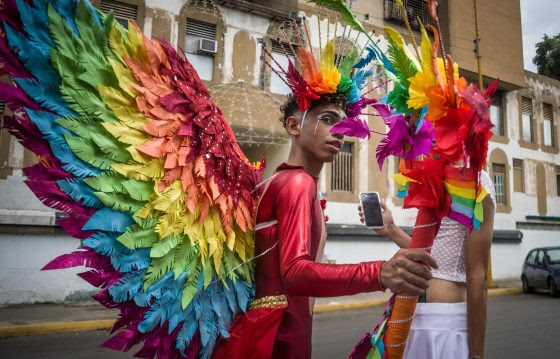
[{"left": 0, "top": 1, "right": 260, "bottom": 358}]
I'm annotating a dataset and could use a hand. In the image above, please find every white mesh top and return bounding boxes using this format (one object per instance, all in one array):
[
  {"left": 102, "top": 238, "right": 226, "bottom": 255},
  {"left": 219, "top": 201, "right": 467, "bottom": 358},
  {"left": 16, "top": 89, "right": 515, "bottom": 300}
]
[{"left": 430, "top": 171, "right": 496, "bottom": 283}]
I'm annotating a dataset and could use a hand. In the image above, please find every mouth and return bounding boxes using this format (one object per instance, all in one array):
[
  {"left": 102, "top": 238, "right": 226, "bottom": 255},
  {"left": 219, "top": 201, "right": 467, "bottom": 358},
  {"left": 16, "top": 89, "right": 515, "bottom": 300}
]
[{"left": 326, "top": 139, "right": 343, "bottom": 151}]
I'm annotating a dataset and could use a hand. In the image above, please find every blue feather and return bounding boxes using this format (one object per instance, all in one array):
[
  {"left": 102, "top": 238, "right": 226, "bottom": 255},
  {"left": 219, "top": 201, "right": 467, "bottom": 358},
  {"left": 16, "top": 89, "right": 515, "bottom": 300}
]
[
  {"left": 51, "top": 0, "right": 79, "bottom": 35},
  {"left": 57, "top": 178, "right": 104, "bottom": 208},
  {"left": 25, "top": 108, "right": 100, "bottom": 178},
  {"left": 176, "top": 312, "right": 198, "bottom": 355},
  {"left": 82, "top": 207, "right": 134, "bottom": 232},
  {"left": 82, "top": 0, "right": 103, "bottom": 29},
  {"left": 371, "top": 45, "right": 397, "bottom": 77},
  {"left": 354, "top": 46, "right": 376, "bottom": 69},
  {"left": 82, "top": 232, "right": 128, "bottom": 257},
  {"left": 110, "top": 248, "right": 151, "bottom": 272},
  {"left": 234, "top": 280, "right": 253, "bottom": 313},
  {"left": 16, "top": 78, "right": 75, "bottom": 117},
  {"left": 5, "top": 26, "right": 61, "bottom": 90},
  {"left": 108, "top": 270, "right": 144, "bottom": 302},
  {"left": 15, "top": 0, "right": 54, "bottom": 56}
]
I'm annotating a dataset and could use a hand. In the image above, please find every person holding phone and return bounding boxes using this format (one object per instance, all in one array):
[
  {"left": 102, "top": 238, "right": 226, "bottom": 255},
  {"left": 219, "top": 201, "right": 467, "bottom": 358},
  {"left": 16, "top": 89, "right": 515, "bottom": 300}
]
[{"left": 358, "top": 171, "right": 496, "bottom": 359}]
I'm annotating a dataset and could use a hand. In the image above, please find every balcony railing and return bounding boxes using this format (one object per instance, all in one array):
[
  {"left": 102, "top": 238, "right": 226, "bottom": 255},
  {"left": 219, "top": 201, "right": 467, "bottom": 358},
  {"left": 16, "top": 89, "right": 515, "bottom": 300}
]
[{"left": 384, "top": 0, "right": 434, "bottom": 31}]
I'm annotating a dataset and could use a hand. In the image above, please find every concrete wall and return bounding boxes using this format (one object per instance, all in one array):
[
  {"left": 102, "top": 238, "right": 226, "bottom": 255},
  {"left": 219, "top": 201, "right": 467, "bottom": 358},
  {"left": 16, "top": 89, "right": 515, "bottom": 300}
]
[{"left": 0, "top": 233, "right": 92, "bottom": 304}]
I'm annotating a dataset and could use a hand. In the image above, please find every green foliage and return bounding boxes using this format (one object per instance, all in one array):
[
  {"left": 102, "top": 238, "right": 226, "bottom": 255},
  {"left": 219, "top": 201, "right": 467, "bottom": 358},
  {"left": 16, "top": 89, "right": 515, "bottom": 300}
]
[{"left": 533, "top": 33, "right": 560, "bottom": 81}]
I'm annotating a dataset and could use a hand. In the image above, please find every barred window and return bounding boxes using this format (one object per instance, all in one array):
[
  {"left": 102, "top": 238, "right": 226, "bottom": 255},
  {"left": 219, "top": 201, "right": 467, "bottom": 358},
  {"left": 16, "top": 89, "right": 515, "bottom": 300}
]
[
  {"left": 490, "top": 92, "right": 504, "bottom": 136},
  {"left": 100, "top": 0, "right": 138, "bottom": 27},
  {"left": 556, "top": 165, "right": 560, "bottom": 197},
  {"left": 492, "top": 163, "right": 506, "bottom": 205},
  {"left": 543, "top": 103, "right": 554, "bottom": 147},
  {"left": 270, "top": 41, "right": 295, "bottom": 95},
  {"left": 331, "top": 143, "right": 353, "bottom": 192},
  {"left": 512, "top": 158, "right": 524, "bottom": 192},
  {"left": 185, "top": 19, "right": 216, "bottom": 82},
  {"left": 521, "top": 97, "right": 533, "bottom": 143},
  {"left": 384, "top": 0, "right": 434, "bottom": 30}
]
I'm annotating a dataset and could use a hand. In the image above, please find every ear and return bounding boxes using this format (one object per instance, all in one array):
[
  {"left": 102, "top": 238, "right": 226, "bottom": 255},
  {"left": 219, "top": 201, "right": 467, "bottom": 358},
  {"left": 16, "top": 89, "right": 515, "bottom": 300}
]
[{"left": 285, "top": 116, "right": 301, "bottom": 136}]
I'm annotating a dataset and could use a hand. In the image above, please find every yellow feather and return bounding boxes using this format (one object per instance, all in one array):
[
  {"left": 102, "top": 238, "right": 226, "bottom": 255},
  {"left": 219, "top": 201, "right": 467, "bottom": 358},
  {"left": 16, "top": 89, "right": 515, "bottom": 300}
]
[
  {"left": 109, "top": 58, "right": 138, "bottom": 96},
  {"left": 112, "top": 158, "right": 165, "bottom": 181},
  {"left": 321, "top": 40, "right": 335, "bottom": 72},
  {"left": 419, "top": 24, "right": 435, "bottom": 82}
]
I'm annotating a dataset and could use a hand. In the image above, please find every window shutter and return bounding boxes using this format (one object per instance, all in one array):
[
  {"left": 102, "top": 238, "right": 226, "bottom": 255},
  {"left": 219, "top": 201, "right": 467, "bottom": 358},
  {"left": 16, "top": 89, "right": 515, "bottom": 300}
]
[
  {"left": 186, "top": 19, "right": 216, "bottom": 40},
  {"left": 100, "top": 0, "right": 138, "bottom": 21},
  {"left": 0, "top": 101, "right": 4, "bottom": 116},
  {"left": 543, "top": 103, "right": 553, "bottom": 121},
  {"left": 521, "top": 97, "right": 532, "bottom": 115}
]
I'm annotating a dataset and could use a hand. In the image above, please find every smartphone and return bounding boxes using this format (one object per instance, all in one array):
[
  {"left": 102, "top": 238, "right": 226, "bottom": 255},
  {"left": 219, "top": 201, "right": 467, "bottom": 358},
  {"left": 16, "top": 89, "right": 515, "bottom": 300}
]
[{"left": 359, "top": 192, "right": 384, "bottom": 229}]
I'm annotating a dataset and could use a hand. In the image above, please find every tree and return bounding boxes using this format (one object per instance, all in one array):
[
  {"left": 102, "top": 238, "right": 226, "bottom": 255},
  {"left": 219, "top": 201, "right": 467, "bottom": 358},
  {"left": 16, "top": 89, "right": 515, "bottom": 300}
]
[{"left": 533, "top": 33, "right": 560, "bottom": 81}]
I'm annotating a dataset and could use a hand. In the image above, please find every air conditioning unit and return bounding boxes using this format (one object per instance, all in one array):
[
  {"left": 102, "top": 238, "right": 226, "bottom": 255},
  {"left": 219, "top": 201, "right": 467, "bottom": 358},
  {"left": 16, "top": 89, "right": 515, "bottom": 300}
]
[{"left": 198, "top": 38, "right": 217, "bottom": 54}]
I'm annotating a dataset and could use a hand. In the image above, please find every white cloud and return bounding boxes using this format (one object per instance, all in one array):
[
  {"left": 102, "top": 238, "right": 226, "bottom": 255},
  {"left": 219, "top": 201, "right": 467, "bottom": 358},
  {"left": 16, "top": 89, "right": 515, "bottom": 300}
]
[{"left": 521, "top": 0, "right": 560, "bottom": 71}]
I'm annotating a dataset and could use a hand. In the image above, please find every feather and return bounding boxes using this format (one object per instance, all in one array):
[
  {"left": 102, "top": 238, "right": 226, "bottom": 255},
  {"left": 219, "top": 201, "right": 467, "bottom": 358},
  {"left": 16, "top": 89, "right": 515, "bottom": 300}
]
[
  {"left": 82, "top": 207, "right": 135, "bottom": 233},
  {"left": 384, "top": 27, "right": 419, "bottom": 87},
  {"left": 330, "top": 118, "right": 371, "bottom": 139},
  {"left": 307, "top": 0, "right": 365, "bottom": 33},
  {"left": 57, "top": 177, "right": 104, "bottom": 208}
]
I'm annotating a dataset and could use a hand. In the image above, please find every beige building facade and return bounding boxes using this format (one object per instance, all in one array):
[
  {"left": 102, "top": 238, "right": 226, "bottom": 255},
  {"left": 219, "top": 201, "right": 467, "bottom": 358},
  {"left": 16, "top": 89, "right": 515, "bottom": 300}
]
[{"left": 0, "top": 0, "right": 559, "bottom": 303}]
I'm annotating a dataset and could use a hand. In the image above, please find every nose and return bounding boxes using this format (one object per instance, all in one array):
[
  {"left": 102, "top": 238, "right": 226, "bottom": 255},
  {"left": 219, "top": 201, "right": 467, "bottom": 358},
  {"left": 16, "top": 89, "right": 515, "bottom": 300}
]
[{"left": 332, "top": 132, "right": 344, "bottom": 140}]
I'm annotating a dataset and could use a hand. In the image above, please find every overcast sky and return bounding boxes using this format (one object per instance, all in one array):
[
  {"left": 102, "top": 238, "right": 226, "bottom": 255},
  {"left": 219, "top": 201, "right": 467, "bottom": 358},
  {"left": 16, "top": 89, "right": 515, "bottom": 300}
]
[{"left": 520, "top": 0, "right": 560, "bottom": 71}]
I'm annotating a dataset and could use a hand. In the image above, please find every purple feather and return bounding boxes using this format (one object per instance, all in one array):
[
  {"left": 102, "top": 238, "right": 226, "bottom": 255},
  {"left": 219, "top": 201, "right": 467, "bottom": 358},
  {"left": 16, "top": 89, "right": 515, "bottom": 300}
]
[
  {"left": 346, "top": 97, "right": 377, "bottom": 119},
  {"left": 78, "top": 269, "right": 123, "bottom": 288},
  {"left": 42, "top": 249, "right": 110, "bottom": 270},
  {"left": 330, "top": 118, "right": 372, "bottom": 139},
  {"left": 3, "top": 113, "right": 52, "bottom": 156}
]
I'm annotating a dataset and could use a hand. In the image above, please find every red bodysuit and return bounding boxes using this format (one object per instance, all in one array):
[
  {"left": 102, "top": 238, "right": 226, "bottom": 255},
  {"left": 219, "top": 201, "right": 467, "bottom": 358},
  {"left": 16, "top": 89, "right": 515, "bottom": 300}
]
[{"left": 213, "top": 164, "right": 385, "bottom": 359}]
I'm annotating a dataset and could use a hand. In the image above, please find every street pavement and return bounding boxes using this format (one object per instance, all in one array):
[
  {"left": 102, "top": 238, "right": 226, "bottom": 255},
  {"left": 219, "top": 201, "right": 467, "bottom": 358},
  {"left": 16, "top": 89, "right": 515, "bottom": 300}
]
[{"left": 0, "top": 293, "right": 558, "bottom": 358}]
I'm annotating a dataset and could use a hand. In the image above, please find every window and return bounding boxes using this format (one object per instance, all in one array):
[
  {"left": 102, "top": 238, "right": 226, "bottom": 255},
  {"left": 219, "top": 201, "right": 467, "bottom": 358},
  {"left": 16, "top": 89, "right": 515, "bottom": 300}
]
[
  {"left": 490, "top": 93, "right": 504, "bottom": 136},
  {"left": 543, "top": 103, "right": 555, "bottom": 147},
  {"left": 384, "top": 0, "right": 434, "bottom": 30},
  {"left": 331, "top": 143, "right": 353, "bottom": 192},
  {"left": 526, "top": 250, "right": 537, "bottom": 265},
  {"left": 185, "top": 19, "right": 216, "bottom": 82},
  {"left": 535, "top": 250, "right": 544, "bottom": 266},
  {"left": 492, "top": 163, "right": 506, "bottom": 205},
  {"left": 556, "top": 166, "right": 560, "bottom": 197},
  {"left": 521, "top": 97, "right": 533, "bottom": 143},
  {"left": 100, "top": 0, "right": 138, "bottom": 27},
  {"left": 269, "top": 41, "right": 295, "bottom": 95},
  {"left": 512, "top": 159, "right": 524, "bottom": 192}
]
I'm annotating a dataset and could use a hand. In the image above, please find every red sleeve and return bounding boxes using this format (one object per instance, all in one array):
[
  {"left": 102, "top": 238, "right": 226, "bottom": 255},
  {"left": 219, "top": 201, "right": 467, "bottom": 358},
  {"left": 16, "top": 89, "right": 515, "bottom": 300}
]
[{"left": 275, "top": 172, "right": 385, "bottom": 297}]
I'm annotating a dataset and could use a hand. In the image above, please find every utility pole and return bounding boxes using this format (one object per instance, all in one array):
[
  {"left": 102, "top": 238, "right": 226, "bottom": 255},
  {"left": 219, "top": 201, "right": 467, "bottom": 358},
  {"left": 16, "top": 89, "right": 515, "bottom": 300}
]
[
  {"left": 473, "top": 0, "right": 483, "bottom": 90},
  {"left": 473, "top": 0, "right": 497, "bottom": 288}
]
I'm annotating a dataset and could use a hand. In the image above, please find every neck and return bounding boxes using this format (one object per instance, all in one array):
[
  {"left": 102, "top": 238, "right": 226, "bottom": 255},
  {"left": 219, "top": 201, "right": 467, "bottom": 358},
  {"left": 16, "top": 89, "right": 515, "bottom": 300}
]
[{"left": 286, "top": 143, "right": 324, "bottom": 177}]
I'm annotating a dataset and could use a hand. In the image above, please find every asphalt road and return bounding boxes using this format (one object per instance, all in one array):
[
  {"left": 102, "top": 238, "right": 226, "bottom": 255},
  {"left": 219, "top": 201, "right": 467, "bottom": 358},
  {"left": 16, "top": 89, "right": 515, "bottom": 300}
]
[{"left": 0, "top": 294, "right": 558, "bottom": 359}]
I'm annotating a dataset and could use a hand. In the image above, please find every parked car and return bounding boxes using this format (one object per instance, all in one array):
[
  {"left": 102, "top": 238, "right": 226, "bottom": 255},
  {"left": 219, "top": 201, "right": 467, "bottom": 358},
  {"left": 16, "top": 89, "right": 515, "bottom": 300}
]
[{"left": 521, "top": 247, "right": 560, "bottom": 297}]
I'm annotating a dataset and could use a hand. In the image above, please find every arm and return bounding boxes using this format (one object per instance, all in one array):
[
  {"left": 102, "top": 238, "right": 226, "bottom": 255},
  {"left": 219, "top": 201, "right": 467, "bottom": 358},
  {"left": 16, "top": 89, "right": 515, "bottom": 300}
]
[
  {"left": 358, "top": 200, "right": 411, "bottom": 248},
  {"left": 277, "top": 173, "right": 436, "bottom": 297},
  {"left": 276, "top": 173, "right": 384, "bottom": 297},
  {"left": 465, "top": 196, "right": 495, "bottom": 358}
]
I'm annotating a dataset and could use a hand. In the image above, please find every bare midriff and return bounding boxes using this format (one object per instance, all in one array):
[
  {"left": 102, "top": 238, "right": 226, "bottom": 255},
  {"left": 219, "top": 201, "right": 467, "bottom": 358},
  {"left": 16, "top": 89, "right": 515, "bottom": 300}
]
[{"left": 425, "top": 278, "right": 467, "bottom": 303}]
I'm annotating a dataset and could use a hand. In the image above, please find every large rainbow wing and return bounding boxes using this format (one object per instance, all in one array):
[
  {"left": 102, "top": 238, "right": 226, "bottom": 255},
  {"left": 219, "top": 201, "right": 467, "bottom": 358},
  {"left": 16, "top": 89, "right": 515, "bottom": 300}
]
[{"left": 0, "top": 0, "right": 260, "bottom": 357}]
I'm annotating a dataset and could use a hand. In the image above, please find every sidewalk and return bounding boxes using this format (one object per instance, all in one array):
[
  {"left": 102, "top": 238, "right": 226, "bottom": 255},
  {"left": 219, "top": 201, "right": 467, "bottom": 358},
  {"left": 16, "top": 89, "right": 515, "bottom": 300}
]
[{"left": 0, "top": 278, "right": 521, "bottom": 338}]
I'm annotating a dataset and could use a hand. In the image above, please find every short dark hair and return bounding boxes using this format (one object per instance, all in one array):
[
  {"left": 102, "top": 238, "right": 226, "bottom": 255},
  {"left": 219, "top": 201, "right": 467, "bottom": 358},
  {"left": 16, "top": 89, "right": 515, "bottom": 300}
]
[{"left": 279, "top": 93, "right": 348, "bottom": 128}]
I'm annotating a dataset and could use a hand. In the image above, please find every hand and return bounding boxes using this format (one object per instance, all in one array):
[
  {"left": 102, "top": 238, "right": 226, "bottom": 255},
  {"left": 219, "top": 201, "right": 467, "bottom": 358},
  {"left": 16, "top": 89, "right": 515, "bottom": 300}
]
[
  {"left": 380, "top": 249, "right": 438, "bottom": 295},
  {"left": 358, "top": 199, "right": 396, "bottom": 237}
]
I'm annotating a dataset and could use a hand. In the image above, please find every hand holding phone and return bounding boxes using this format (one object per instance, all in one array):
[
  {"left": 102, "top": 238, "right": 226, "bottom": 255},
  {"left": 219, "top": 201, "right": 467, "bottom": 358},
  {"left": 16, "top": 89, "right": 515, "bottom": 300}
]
[{"left": 359, "top": 192, "right": 384, "bottom": 229}]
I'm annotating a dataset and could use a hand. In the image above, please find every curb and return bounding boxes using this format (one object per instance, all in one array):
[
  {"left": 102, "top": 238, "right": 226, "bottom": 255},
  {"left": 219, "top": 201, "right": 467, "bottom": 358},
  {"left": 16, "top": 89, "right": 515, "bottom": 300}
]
[{"left": 0, "top": 288, "right": 522, "bottom": 338}]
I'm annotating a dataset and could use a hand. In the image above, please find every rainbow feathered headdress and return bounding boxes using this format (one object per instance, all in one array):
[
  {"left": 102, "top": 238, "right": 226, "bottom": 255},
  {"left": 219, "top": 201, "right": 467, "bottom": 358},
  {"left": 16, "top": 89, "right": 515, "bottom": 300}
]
[{"left": 260, "top": 1, "right": 389, "bottom": 139}]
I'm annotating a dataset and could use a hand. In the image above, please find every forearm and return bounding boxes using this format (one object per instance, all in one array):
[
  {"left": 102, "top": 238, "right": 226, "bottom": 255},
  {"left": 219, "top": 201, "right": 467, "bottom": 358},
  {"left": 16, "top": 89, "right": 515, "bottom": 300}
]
[
  {"left": 467, "top": 272, "right": 487, "bottom": 357},
  {"left": 282, "top": 259, "right": 385, "bottom": 297},
  {"left": 385, "top": 224, "right": 411, "bottom": 248}
]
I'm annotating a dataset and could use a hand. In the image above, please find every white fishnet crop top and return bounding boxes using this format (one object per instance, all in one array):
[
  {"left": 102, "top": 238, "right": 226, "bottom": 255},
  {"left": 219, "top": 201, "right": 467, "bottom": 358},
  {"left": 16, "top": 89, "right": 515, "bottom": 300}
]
[{"left": 430, "top": 171, "right": 496, "bottom": 283}]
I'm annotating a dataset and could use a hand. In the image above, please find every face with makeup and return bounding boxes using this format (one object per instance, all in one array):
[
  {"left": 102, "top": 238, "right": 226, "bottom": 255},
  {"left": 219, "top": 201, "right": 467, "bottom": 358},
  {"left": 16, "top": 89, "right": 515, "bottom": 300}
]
[{"left": 284, "top": 103, "right": 346, "bottom": 164}]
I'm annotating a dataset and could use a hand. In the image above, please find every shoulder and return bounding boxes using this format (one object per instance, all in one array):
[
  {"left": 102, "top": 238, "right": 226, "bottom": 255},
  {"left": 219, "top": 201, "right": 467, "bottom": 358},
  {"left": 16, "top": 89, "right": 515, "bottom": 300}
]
[
  {"left": 274, "top": 169, "right": 317, "bottom": 198},
  {"left": 479, "top": 170, "right": 496, "bottom": 207}
]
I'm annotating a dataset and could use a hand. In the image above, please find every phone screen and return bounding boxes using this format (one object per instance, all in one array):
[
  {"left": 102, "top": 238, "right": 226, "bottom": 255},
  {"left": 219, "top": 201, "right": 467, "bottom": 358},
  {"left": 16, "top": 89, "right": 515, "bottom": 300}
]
[{"left": 360, "top": 192, "right": 384, "bottom": 228}]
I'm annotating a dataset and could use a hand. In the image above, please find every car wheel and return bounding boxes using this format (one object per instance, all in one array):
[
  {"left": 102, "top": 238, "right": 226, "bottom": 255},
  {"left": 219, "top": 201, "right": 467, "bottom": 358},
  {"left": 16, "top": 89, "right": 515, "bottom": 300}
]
[
  {"left": 549, "top": 278, "right": 560, "bottom": 298},
  {"left": 522, "top": 275, "right": 532, "bottom": 294}
]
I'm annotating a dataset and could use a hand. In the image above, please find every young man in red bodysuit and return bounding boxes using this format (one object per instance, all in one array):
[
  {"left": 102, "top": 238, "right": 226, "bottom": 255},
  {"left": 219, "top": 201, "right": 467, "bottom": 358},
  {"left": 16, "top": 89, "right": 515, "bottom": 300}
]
[{"left": 213, "top": 94, "right": 437, "bottom": 359}]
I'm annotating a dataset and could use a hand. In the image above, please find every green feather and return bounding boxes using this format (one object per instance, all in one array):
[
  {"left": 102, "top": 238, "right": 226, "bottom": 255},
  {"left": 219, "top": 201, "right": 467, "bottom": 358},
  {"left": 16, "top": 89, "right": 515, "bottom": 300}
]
[
  {"left": 150, "top": 235, "right": 183, "bottom": 258},
  {"left": 117, "top": 223, "right": 158, "bottom": 249},
  {"left": 122, "top": 179, "right": 154, "bottom": 201},
  {"left": 307, "top": 0, "right": 365, "bottom": 33},
  {"left": 83, "top": 171, "right": 127, "bottom": 193},
  {"left": 338, "top": 47, "right": 359, "bottom": 77},
  {"left": 386, "top": 33, "right": 418, "bottom": 88},
  {"left": 94, "top": 191, "right": 146, "bottom": 214},
  {"left": 181, "top": 268, "right": 200, "bottom": 309},
  {"left": 64, "top": 134, "right": 113, "bottom": 170},
  {"left": 143, "top": 252, "right": 175, "bottom": 290},
  {"left": 173, "top": 240, "right": 198, "bottom": 279}
]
